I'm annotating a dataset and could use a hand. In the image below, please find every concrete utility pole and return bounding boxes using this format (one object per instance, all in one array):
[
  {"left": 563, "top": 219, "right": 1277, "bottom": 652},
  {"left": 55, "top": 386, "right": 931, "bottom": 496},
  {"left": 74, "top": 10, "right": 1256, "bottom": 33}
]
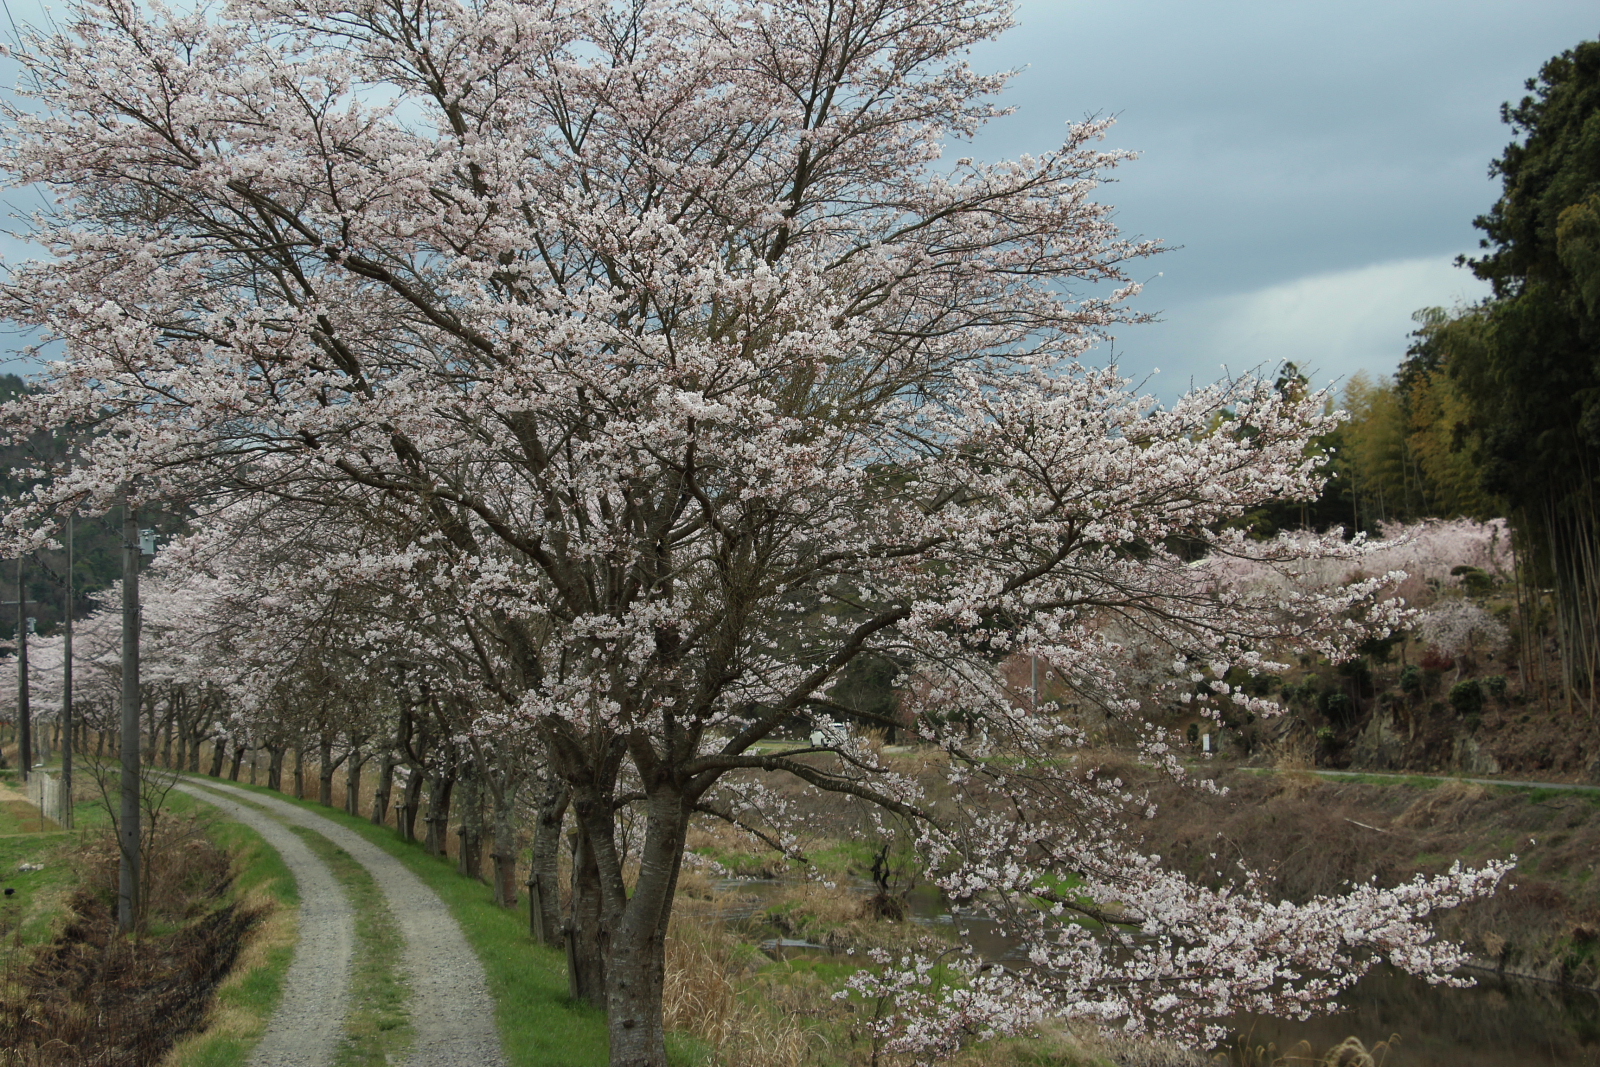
[
  {"left": 15, "top": 556, "right": 30, "bottom": 782},
  {"left": 62, "top": 513, "right": 73, "bottom": 829},
  {"left": 118, "top": 504, "right": 141, "bottom": 932}
]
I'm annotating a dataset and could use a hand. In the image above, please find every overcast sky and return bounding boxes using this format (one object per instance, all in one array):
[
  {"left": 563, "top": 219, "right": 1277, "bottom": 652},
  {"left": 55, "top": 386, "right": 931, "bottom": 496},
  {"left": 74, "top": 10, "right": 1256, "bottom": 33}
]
[
  {"left": 972, "top": 1, "right": 1597, "bottom": 400},
  {"left": 1, "top": 2, "right": 1596, "bottom": 402}
]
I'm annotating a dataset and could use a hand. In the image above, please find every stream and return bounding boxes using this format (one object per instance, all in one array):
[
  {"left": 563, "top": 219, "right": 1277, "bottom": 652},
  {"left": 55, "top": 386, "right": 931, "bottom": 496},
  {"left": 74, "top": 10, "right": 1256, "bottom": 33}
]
[{"left": 711, "top": 877, "right": 1600, "bottom": 1064}]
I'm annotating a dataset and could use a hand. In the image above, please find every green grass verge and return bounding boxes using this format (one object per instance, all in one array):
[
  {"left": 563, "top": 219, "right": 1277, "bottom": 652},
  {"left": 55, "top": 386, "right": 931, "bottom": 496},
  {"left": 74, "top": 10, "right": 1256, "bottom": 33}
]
[
  {"left": 183, "top": 777, "right": 615, "bottom": 1067},
  {"left": 0, "top": 832, "right": 77, "bottom": 951},
  {"left": 289, "top": 825, "right": 415, "bottom": 1067},
  {"left": 0, "top": 764, "right": 116, "bottom": 951}
]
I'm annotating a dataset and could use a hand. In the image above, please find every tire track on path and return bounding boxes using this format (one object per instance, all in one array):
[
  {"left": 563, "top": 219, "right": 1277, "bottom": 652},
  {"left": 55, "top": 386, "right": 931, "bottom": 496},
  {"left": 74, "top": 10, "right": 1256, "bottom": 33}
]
[
  {"left": 173, "top": 782, "right": 355, "bottom": 1067},
  {"left": 184, "top": 779, "right": 507, "bottom": 1067}
]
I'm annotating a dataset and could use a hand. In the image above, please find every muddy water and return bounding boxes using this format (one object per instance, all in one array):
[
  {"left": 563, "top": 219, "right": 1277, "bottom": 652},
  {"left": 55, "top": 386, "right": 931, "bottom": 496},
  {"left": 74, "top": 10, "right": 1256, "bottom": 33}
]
[{"left": 713, "top": 877, "right": 1600, "bottom": 1064}]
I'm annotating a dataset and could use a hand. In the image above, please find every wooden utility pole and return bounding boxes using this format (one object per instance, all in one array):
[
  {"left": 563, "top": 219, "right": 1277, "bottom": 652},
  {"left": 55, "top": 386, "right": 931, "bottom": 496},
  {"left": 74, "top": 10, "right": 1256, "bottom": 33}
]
[
  {"left": 118, "top": 504, "right": 141, "bottom": 932},
  {"left": 62, "top": 513, "right": 73, "bottom": 829}
]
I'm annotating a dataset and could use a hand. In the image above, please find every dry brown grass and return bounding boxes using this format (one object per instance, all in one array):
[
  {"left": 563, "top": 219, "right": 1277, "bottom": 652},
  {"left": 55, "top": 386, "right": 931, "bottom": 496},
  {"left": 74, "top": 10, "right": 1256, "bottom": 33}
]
[
  {"left": 1389, "top": 779, "right": 1489, "bottom": 830},
  {"left": 674, "top": 865, "right": 718, "bottom": 902},
  {"left": 664, "top": 917, "right": 819, "bottom": 1067},
  {"left": 1224, "top": 1035, "right": 1398, "bottom": 1067}
]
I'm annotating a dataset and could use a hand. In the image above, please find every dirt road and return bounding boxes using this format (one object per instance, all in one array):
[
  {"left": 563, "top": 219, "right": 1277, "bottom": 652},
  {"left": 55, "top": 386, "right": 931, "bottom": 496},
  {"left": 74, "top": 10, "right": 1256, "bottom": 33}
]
[
  {"left": 181, "top": 779, "right": 507, "bottom": 1067},
  {"left": 173, "top": 782, "right": 355, "bottom": 1067}
]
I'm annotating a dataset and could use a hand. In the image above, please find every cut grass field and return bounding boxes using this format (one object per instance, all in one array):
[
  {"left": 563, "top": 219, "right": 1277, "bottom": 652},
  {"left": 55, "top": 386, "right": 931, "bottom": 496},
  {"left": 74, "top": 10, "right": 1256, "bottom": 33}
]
[{"left": 184, "top": 777, "right": 615, "bottom": 1067}]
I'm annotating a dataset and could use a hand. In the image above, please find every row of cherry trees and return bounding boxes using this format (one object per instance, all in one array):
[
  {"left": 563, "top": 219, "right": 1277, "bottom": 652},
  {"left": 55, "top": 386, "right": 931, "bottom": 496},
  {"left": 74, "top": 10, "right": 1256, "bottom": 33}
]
[{"left": 0, "top": 1, "right": 1509, "bottom": 1063}]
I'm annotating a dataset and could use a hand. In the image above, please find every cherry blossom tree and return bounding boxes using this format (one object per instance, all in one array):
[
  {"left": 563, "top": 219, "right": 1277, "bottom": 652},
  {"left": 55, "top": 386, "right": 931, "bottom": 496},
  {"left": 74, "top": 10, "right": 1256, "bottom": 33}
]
[{"left": 0, "top": 1, "right": 1508, "bottom": 1063}]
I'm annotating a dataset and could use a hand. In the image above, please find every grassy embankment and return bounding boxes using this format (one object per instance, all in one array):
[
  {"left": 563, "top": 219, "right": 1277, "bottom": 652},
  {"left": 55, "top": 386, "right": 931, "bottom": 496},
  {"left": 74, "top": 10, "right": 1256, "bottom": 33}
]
[
  {"left": 0, "top": 763, "right": 294, "bottom": 1065},
  {"left": 0, "top": 766, "right": 86, "bottom": 955},
  {"left": 1147, "top": 763, "right": 1600, "bottom": 988}
]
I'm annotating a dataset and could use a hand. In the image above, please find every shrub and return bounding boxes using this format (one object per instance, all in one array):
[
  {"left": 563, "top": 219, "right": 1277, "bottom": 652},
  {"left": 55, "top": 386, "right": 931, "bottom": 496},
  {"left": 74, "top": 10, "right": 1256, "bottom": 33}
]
[
  {"left": 1484, "top": 674, "right": 1509, "bottom": 702},
  {"left": 1399, "top": 665, "right": 1424, "bottom": 696},
  {"left": 1449, "top": 679, "right": 1485, "bottom": 716},
  {"left": 1450, "top": 564, "right": 1496, "bottom": 598},
  {"left": 1319, "top": 690, "right": 1355, "bottom": 724}
]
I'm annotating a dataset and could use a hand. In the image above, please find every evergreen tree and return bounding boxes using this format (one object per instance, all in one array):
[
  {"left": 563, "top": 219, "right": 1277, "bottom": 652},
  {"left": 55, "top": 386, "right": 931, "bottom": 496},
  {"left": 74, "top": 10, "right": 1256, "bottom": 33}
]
[{"left": 1450, "top": 38, "right": 1600, "bottom": 704}]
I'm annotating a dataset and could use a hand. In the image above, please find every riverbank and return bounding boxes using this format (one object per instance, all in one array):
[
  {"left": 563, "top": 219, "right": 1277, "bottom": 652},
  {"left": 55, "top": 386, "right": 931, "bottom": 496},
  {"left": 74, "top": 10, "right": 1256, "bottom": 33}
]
[{"left": 1132, "top": 764, "right": 1600, "bottom": 990}]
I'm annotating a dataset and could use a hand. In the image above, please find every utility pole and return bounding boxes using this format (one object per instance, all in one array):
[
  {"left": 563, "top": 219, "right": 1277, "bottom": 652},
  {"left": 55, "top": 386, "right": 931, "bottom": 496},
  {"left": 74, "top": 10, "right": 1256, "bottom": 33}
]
[
  {"left": 15, "top": 556, "right": 29, "bottom": 783},
  {"left": 62, "top": 513, "right": 73, "bottom": 829},
  {"left": 118, "top": 504, "right": 141, "bottom": 932}
]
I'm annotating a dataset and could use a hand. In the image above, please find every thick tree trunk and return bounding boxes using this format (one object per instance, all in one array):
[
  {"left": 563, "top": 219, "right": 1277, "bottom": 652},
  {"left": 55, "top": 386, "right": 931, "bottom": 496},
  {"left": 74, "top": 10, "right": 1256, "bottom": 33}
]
[
  {"left": 293, "top": 746, "right": 305, "bottom": 799},
  {"left": 228, "top": 744, "right": 245, "bottom": 781},
  {"left": 318, "top": 734, "right": 348, "bottom": 807},
  {"left": 319, "top": 736, "right": 335, "bottom": 806},
  {"left": 344, "top": 737, "right": 365, "bottom": 815},
  {"left": 489, "top": 776, "right": 520, "bottom": 907},
  {"left": 567, "top": 825, "right": 608, "bottom": 1009},
  {"left": 603, "top": 791, "right": 689, "bottom": 1067},
  {"left": 400, "top": 767, "right": 425, "bottom": 841},
  {"left": 457, "top": 770, "right": 484, "bottom": 882},
  {"left": 371, "top": 753, "right": 394, "bottom": 826},
  {"left": 207, "top": 738, "right": 225, "bottom": 777},
  {"left": 424, "top": 772, "right": 454, "bottom": 857},
  {"left": 267, "top": 745, "right": 285, "bottom": 792},
  {"left": 187, "top": 725, "right": 204, "bottom": 773},
  {"left": 532, "top": 778, "right": 569, "bottom": 947}
]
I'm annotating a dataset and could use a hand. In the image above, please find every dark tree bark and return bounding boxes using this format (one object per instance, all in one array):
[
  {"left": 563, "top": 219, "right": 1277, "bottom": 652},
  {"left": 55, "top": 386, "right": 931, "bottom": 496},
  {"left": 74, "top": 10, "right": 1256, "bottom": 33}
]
[
  {"left": 400, "top": 767, "right": 425, "bottom": 841},
  {"left": 488, "top": 774, "right": 520, "bottom": 907},
  {"left": 566, "top": 822, "right": 608, "bottom": 1009},
  {"left": 228, "top": 744, "right": 245, "bottom": 781},
  {"left": 600, "top": 789, "right": 690, "bottom": 1067},
  {"left": 371, "top": 752, "right": 395, "bottom": 826},
  {"left": 344, "top": 734, "right": 367, "bottom": 815},
  {"left": 531, "top": 777, "right": 569, "bottom": 946},
  {"left": 207, "top": 737, "right": 225, "bottom": 777},
  {"left": 424, "top": 771, "right": 455, "bottom": 857},
  {"left": 456, "top": 768, "right": 484, "bottom": 882},
  {"left": 158, "top": 704, "right": 175, "bottom": 768},
  {"left": 267, "top": 745, "right": 286, "bottom": 792},
  {"left": 318, "top": 732, "right": 349, "bottom": 808},
  {"left": 187, "top": 723, "right": 205, "bottom": 772}
]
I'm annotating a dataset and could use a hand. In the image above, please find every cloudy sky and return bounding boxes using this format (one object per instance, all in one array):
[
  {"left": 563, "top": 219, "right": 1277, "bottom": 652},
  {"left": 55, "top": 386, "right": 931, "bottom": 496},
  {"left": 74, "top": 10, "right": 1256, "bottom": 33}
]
[
  {"left": 0, "top": 2, "right": 1595, "bottom": 401},
  {"left": 971, "top": 1, "right": 1596, "bottom": 400}
]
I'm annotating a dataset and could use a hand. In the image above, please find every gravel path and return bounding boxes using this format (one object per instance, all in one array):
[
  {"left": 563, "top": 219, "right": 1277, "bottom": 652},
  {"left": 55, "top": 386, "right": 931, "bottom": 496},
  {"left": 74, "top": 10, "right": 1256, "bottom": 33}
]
[
  {"left": 174, "top": 782, "right": 355, "bottom": 1067},
  {"left": 184, "top": 779, "right": 507, "bottom": 1067}
]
